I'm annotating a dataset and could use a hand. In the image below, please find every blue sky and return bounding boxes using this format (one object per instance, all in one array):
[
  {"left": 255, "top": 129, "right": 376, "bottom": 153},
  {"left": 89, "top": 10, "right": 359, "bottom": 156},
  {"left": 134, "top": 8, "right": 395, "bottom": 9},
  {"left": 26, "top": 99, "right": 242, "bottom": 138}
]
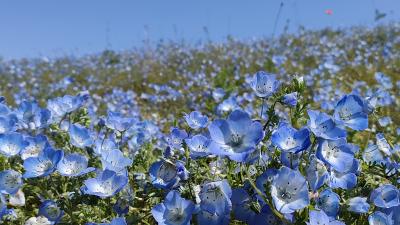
[{"left": 0, "top": 0, "right": 399, "bottom": 59}]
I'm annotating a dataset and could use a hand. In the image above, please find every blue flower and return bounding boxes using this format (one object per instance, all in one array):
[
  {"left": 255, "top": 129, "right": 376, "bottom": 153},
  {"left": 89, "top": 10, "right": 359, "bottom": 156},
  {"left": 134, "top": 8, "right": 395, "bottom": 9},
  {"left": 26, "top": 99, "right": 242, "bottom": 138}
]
[
  {"left": 306, "top": 155, "right": 329, "bottom": 192},
  {"left": 23, "top": 147, "right": 63, "bottom": 178},
  {"left": 370, "top": 184, "right": 400, "bottom": 208},
  {"left": 208, "top": 110, "right": 264, "bottom": 162},
  {"left": 248, "top": 205, "right": 280, "bottom": 225},
  {"left": 57, "top": 153, "right": 95, "bottom": 177},
  {"left": 0, "top": 132, "right": 28, "bottom": 157},
  {"left": 197, "top": 208, "right": 230, "bottom": 225},
  {"left": 167, "top": 127, "right": 188, "bottom": 150},
  {"left": 316, "top": 189, "right": 340, "bottom": 218},
  {"left": 347, "top": 197, "right": 370, "bottom": 213},
  {"left": 69, "top": 123, "right": 93, "bottom": 148},
  {"left": 82, "top": 169, "right": 128, "bottom": 197},
  {"left": 250, "top": 71, "right": 280, "bottom": 98},
  {"left": 47, "top": 93, "right": 88, "bottom": 123},
  {"left": 87, "top": 217, "right": 128, "bottom": 225},
  {"left": 333, "top": 94, "right": 369, "bottom": 131},
  {"left": 217, "top": 96, "right": 240, "bottom": 114},
  {"left": 231, "top": 188, "right": 255, "bottom": 223},
  {"left": 199, "top": 180, "right": 232, "bottom": 215},
  {"left": 316, "top": 138, "right": 355, "bottom": 173},
  {"left": 328, "top": 159, "right": 359, "bottom": 190},
  {"left": 185, "top": 134, "right": 211, "bottom": 158},
  {"left": 151, "top": 190, "right": 195, "bottom": 225},
  {"left": 362, "top": 144, "right": 388, "bottom": 165},
  {"left": 271, "top": 167, "right": 310, "bottom": 213},
  {"left": 15, "top": 101, "right": 51, "bottom": 130},
  {"left": 212, "top": 88, "right": 226, "bottom": 102},
  {"left": 20, "top": 135, "right": 50, "bottom": 160},
  {"left": 94, "top": 136, "right": 117, "bottom": 156},
  {"left": 307, "top": 210, "right": 345, "bottom": 225},
  {"left": 270, "top": 167, "right": 310, "bottom": 213},
  {"left": 149, "top": 160, "right": 185, "bottom": 189},
  {"left": 0, "top": 170, "right": 23, "bottom": 195},
  {"left": 184, "top": 111, "right": 208, "bottom": 129},
  {"left": 271, "top": 122, "right": 311, "bottom": 153},
  {"left": 280, "top": 151, "right": 301, "bottom": 169},
  {"left": 381, "top": 205, "right": 400, "bottom": 225},
  {"left": 0, "top": 113, "right": 17, "bottom": 134},
  {"left": 39, "top": 200, "right": 64, "bottom": 223},
  {"left": 376, "top": 133, "right": 392, "bottom": 156},
  {"left": 105, "top": 111, "right": 135, "bottom": 132},
  {"left": 368, "top": 211, "right": 393, "bottom": 225},
  {"left": 307, "top": 110, "right": 346, "bottom": 140},
  {"left": 101, "top": 149, "right": 132, "bottom": 174},
  {"left": 282, "top": 92, "right": 298, "bottom": 107}
]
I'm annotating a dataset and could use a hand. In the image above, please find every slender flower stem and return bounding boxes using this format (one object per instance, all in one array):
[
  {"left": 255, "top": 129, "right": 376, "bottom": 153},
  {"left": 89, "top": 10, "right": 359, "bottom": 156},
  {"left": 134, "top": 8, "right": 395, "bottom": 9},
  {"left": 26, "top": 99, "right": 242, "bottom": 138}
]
[{"left": 260, "top": 98, "right": 265, "bottom": 119}]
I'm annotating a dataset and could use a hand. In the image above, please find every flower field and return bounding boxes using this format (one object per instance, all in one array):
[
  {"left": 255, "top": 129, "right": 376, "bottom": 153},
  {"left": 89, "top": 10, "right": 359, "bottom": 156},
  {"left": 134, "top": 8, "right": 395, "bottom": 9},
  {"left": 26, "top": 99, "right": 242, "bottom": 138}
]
[{"left": 0, "top": 24, "right": 399, "bottom": 224}]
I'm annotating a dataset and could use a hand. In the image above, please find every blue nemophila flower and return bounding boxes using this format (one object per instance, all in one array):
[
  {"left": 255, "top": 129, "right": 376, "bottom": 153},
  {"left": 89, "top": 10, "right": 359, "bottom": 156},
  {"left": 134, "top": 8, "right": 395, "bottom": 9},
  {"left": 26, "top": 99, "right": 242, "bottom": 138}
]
[
  {"left": 316, "top": 189, "right": 340, "bottom": 218},
  {"left": 151, "top": 190, "right": 195, "bottom": 225},
  {"left": 0, "top": 112, "right": 17, "bottom": 134},
  {"left": 270, "top": 167, "right": 310, "bottom": 214},
  {"left": 368, "top": 211, "right": 393, "bottom": 225},
  {"left": 101, "top": 149, "right": 132, "bottom": 174},
  {"left": 306, "top": 155, "right": 329, "bottom": 192},
  {"left": 378, "top": 116, "right": 392, "bottom": 127},
  {"left": 15, "top": 101, "right": 51, "bottom": 130},
  {"left": 23, "top": 147, "right": 63, "bottom": 178},
  {"left": 47, "top": 93, "right": 88, "bottom": 123},
  {"left": 87, "top": 217, "right": 128, "bottom": 225},
  {"left": 69, "top": 123, "right": 93, "bottom": 148},
  {"left": 197, "top": 208, "right": 230, "bottom": 225},
  {"left": 271, "top": 122, "right": 311, "bottom": 153},
  {"left": 82, "top": 169, "right": 128, "bottom": 197},
  {"left": 0, "top": 132, "right": 28, "bottom": 157},
  {"left": 316, "top": 138, "right": 354, "bottom": 173},
  {"left": 375, "top": 72, "right": 393, "bottom": 89},
  {"left": 307, "top": 110, "right": 346, "bottom": 140},
  {"left": 208, "top": 110, "right": 264, "bottom": 162},
  {"left": 167, "top": 127, "right": 188, "bottom": 150},
  {"left": 232, "top": 188, "right": 255, "bottom": 223},
  {"left": 0, "top": 170, "right": 22, "bottom": 195},
  {"left": 333, "top": 94, "right": 369, "bottom": 131},
  {"left": 328, "top": 158, "right": 359, "bottom": 190},
  {"left": 381, "top": 206, "right": 400, "bottom": 225},
  {"left": 94, "top": 136, "right": 117, "bottom": 156},
  {"left": 307, "top": 210, "right": 345, "bottom": 225},
  {"left": 280, "top": 151, "right": 301, "bottom": 169},
  {"left": 185, "top": 134, "right": 211, "bottom": 158},
  {"left": 184, "top": 111, "right": 208, "bottom": 129},
  {"left": 376, "top": 133, "right": 392, "bottom": 156},
  {"left": 248, "top": 205, "right": 280, "bottom": 225},
  {"left": 217, "top": 96, "right": 240, "bottom": 114},
  {"left": 199, "top": 180, "right": 232, "bottom": 215},
  {"left": 20, "top": 135, "right": 50, "bottom": 160},
  {"left": 370, "top": 184, "right": 400, "bottom": 208},
  {"left": 282, "top": 92, "right": 298, "bottom": 107},
  {"left": 105, "top": 111, "right": 134, "bottom": 132},
  {"left": 57, "top": 153, "right": 95, "bottom": 177},
  {"left": 39, "top": 200, "right": 64, "bottom": 223},
  {"left": 250, "top": 71, "right": 280, "bottom": 98},
  {"left": 362, "top": 144, "right": 388, "bottom": 165},
  {"left": 212, "top": 88, "right": 226, "bottom": 102},
  {"left": 346, "top": 197, "right": 370, "bottom": 213},
  {"left": 149, "top": 160, "right": 187, "bottom": 189}
]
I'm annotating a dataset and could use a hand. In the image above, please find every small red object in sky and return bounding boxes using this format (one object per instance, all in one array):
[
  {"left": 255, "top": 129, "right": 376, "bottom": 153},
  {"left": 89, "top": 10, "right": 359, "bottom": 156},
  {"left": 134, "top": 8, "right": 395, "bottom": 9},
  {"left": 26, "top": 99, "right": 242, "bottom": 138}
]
[{"left": 325, "top": 9, "right": 333, "bottom": 15}]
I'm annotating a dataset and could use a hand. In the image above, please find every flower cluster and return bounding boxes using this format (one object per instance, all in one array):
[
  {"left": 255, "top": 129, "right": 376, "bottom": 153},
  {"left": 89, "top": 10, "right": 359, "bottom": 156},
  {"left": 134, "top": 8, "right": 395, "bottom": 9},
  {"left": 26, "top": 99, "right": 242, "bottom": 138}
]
[{"left": 0, "top": 24, "right": 399, "bottom": 225}]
